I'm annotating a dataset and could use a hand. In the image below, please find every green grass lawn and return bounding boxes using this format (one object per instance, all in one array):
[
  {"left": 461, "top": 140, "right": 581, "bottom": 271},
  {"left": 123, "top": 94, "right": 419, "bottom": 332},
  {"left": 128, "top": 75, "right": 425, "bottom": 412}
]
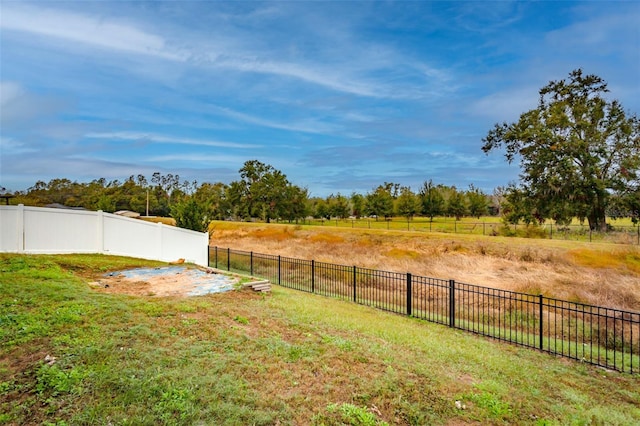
[{"left": 1, "top": 254, "right": 639, "bottom": 425}]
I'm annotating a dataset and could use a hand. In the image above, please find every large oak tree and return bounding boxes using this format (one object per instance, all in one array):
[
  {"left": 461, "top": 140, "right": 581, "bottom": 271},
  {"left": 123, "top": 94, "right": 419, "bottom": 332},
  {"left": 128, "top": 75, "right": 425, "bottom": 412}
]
[{"left": 482, "top": 69, "right": 640, "bottom": 231}]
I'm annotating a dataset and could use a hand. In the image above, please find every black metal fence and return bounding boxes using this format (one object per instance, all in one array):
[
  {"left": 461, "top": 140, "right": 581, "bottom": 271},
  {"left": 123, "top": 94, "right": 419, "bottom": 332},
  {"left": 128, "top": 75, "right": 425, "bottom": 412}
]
[{"left": 210, "top": 246, "right": 640, "bottom": 374}]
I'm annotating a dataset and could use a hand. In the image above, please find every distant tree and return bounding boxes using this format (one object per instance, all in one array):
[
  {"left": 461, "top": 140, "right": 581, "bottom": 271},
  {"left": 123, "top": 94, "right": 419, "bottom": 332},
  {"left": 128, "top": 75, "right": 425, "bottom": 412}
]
[
  {"left": 327, "top": 193, "right": 350, "bottom": 219},
  {"left": 228, "top": 160, "right": 306, "bottom": 222},
  {"left": 281, "top": 185, "right": 309, "bottom": 222},
  {"left": 395, "top": 186, "right": 420, "bottom": 221},
  {"left": 419, "top": 180, "right": 445, "bottom": 221},
  {"left": 170, "top": 196, "right": 210, "bottom": 232},
  {"left": 482, "top": 69, "right": 640, "bottom": 231},
  {"left": 466, "top": 184, "right": 489, "bottom": 219},
  {"left": 350, "top": 192, "right": 365, "bottom": 218},
  {"left": 446, "top": 187, "right": 467, "bottom": 220},
  {"left": 194, "top": 182, "right": 229, "bottom": 221},
  {"left": 502, "top": 184, "right": 539, "bottom": 225},
  {"left": 310, "top": 197, "right": 330, "bottom": 220},
  {"left": 365, "top": 185, "right": 394, "bottom": 220},
  {"left": 96, "top": 194, "right": 116, "bottom": 212}
]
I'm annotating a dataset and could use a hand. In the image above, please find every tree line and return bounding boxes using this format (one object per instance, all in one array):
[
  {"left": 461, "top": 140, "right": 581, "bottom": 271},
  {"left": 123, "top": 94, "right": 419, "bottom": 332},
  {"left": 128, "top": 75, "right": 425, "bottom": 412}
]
[
  {"left": 5, "top": 69, "right": 639, "bottom": 232},
  {"left": 9, "top": 161, "right": 501, "bottom": 231}
]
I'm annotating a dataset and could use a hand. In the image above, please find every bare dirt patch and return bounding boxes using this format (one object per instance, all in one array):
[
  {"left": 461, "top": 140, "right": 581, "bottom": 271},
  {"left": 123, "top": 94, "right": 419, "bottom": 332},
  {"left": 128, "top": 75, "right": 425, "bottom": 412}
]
[{"left": 90, "top": 266, "right": 238, "bottom": 297}]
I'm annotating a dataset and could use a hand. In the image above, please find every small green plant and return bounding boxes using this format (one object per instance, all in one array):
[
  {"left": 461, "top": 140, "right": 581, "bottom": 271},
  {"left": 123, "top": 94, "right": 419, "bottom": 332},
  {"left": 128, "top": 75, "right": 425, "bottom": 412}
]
[
  {"left": 234, "top": 315, "right": 249, "bottom": 325},
  {"left": 463, "top": 391, "right": 511, "bottom": 418},
  {"left": 35, "top": 363, "right": 86, "bottom": 397},
  {"left": 316, "top": 403, "right": 389, "bottom": 426},
  {"left": 153, "top": 387, "right": 195, "bottom": 423}
]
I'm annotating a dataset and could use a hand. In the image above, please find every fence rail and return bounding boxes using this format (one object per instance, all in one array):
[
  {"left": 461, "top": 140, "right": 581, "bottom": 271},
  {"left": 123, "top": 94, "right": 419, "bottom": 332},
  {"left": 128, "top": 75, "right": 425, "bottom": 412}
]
[
  {"left": 210, "top": 246, "right": 640, "bottom": 374},
  {"left": 271, "top": 218, "right": 640, "bottom": 245}
]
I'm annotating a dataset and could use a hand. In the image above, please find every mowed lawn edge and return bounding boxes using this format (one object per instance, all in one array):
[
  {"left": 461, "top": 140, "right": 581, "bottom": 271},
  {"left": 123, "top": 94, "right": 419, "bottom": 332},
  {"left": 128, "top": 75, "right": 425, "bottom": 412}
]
[{"left": 1, "top": 253, "right": 639, "bottom": 425}]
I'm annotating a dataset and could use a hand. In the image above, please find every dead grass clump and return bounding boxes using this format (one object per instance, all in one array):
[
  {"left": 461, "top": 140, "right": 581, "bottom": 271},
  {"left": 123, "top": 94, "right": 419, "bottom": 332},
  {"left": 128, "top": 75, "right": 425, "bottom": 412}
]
[
  {"left": 567, "top": 248, "right": 640, "bottom": 274},
  {"left": 249, "top": 227, "right": 296, "bottom": 241},
  {"left": 386, "top": 248, "right": 420, "bottom": 259},
  {"left": 308, "top": 233, "right": 346, "bottom": 244}
]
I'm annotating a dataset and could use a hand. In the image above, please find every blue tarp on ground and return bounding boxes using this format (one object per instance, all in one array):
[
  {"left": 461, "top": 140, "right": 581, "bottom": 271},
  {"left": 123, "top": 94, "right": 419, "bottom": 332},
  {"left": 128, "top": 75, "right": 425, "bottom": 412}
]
[{"left": 107, "top": 266, "right": 236, "bottom": 295}]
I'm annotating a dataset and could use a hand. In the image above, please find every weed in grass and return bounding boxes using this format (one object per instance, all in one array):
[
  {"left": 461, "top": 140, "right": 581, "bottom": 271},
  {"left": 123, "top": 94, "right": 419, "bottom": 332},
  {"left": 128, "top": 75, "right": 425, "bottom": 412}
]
[
  {"left": 35, "top": 363, "right": 86, "bottom": 397},
  {"left": 234, "top": 315, "right": 249, "bottom": 325},
  {"left": 462, "top": 391, "right": 512, "bottom": 419},
  {"left": 314, "top": 403, "right": 389, "bottom": 426},
  {"left": 153, "top": 387, "right": 196, "bottom": 424}
]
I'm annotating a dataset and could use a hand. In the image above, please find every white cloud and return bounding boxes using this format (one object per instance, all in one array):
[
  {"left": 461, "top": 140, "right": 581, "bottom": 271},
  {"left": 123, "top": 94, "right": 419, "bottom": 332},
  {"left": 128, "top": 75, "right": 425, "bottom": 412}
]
[
  {"left": 466, "top": 86, "right": 539, "bottom": 123},
  {"left": 0, "top": 3, "right": 452, "bottom": 100},
  {"left": 0, "top": 81, "right": 23, "bottom": 106},
  {"left": 85, "top": 132, "right": 260, "bottom": 149},
  {"left": 144, "top": 154, "right": 249, "bottom": 164},
  {"left": 0, "top": 3, "right": 186, "bottom": 61},
  {"left": 210, "top": 106, "right": 341, "bottom": 135},
  {"left": 0, "top": 81, "right": 67, "bottom": 129}
]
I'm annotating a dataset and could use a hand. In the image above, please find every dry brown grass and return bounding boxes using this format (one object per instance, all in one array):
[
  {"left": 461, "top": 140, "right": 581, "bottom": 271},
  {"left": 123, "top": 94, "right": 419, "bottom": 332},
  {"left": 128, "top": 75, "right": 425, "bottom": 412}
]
[
  {"left": 208, "top": 221, "right": 640, "bottom": 312},
  {"left": 139, "top": 216, "right": 176, "bottom": 226}
]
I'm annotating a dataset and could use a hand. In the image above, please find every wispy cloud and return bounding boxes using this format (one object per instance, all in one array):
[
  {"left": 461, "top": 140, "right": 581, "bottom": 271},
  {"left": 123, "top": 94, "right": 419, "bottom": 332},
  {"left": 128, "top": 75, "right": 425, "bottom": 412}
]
[
  {"left": 0, "top": 4, "right": 186, "bottom": 61},
  {"left": 209, "top": 106, "right": 341, "bottom": 135},
  {"left": 0, "top": 2, "right": 453, "bottom": 100},
  {"left": 144, "top": 153, "right": 250, "bottom": 164},
  {"left": 85, "top": 132, "right": 260, "bottom": 149},
  {"left": 0, "top": 81, "right": 68, "bottom": 129}
]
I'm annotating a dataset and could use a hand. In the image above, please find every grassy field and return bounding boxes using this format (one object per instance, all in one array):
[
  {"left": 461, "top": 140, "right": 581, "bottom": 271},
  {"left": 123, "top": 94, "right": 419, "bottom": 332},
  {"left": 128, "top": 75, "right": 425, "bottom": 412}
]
[
  {"left": 287, "top": 216, "right": 639, "bottom": 244},
  {"left": 208, "top": 221, "right": 640, "bottom": 312},
  {"left": 1, "top": 253, "right": 639, "bottom": 425}
]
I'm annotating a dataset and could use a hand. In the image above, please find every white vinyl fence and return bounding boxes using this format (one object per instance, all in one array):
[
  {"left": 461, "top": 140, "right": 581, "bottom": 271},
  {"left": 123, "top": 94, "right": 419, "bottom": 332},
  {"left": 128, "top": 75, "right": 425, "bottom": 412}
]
[{"left": 0, "top": 205, "right": 208, "bottom": 266}]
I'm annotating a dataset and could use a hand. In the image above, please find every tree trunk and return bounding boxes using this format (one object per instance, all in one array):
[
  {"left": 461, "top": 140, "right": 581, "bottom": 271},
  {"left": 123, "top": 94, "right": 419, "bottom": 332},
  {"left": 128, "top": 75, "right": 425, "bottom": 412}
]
[{"left": 587, "top": 195, "right": 607, "bottom": 232}]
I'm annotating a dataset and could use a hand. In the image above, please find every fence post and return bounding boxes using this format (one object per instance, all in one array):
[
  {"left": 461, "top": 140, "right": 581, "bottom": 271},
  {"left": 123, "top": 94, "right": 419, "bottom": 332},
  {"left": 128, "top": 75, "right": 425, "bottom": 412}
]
[
  {"left": 407, "top": 273, "right": 412, "bottom": 316},
  {"left": 449, "top": 279, "right": 456, "bottom": 328},
  {"left": 250, "top": 251, "right": 254, "bottom": 276},
  {"left": 353, "top": 266, "right": 357, "bottom": 302},
  {"left": 539, "top": 295, "right": 544, "bottom": 350},
  {"left": 215, "top": 246, "right": 218, "bottom": 269},
  {"left": 278, "top": 255, "right": 281, "bottom": 285},
  {"left": 311, "top": 260, "right": 315, "bottom": 293},
  {"left": 227, "top": 248, "right": 230, "bottom": 271},
  {"left": 207, "top": 245, "right": 210, "bottom": 267}
]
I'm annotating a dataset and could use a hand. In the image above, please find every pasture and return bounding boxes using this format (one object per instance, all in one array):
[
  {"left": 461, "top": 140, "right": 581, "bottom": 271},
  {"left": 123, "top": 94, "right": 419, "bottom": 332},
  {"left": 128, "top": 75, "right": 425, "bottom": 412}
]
[
  {"left": 1, "top": 254, "right": 639, "bottom": 425},
  {"left": 208, "top": 221, "right": 640, "bottom": 312},
  {"left": 290, "top": 216, "right": 639, "bottom": 245}
]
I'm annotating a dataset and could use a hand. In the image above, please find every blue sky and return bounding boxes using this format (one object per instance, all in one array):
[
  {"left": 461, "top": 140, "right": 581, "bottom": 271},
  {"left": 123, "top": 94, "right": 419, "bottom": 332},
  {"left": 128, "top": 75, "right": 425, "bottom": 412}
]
[{"left": 1, "top": 1, "right": 639, "bottom": 197}]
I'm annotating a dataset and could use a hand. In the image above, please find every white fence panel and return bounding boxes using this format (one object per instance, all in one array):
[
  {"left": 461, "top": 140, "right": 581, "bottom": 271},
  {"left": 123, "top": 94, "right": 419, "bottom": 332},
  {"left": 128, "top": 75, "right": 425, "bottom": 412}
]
[
  {"left": 0, "top": 206, "right": 20, "bottom": 251},
  {"left": 103, "top": 214, "right": 161, "bottom": 259},
  {"left": 0, "top": 205, "right": 208, "bottom": 266},
  {"left": 160, "top": 224, "right": 207, "bottom": 265},
  {"left": 24, "top": 207, "right": 99, "bottom": 253}
]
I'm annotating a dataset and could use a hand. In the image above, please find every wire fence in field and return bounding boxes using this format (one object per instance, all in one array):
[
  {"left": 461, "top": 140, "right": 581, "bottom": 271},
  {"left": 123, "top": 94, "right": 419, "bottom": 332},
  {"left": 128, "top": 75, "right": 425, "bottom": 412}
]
[
  {"left": 273, "top": 218, "right": 640, "bottom": 245},
  {"left": 210, "top": 246, "right": 640, "bottom": 374}
]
